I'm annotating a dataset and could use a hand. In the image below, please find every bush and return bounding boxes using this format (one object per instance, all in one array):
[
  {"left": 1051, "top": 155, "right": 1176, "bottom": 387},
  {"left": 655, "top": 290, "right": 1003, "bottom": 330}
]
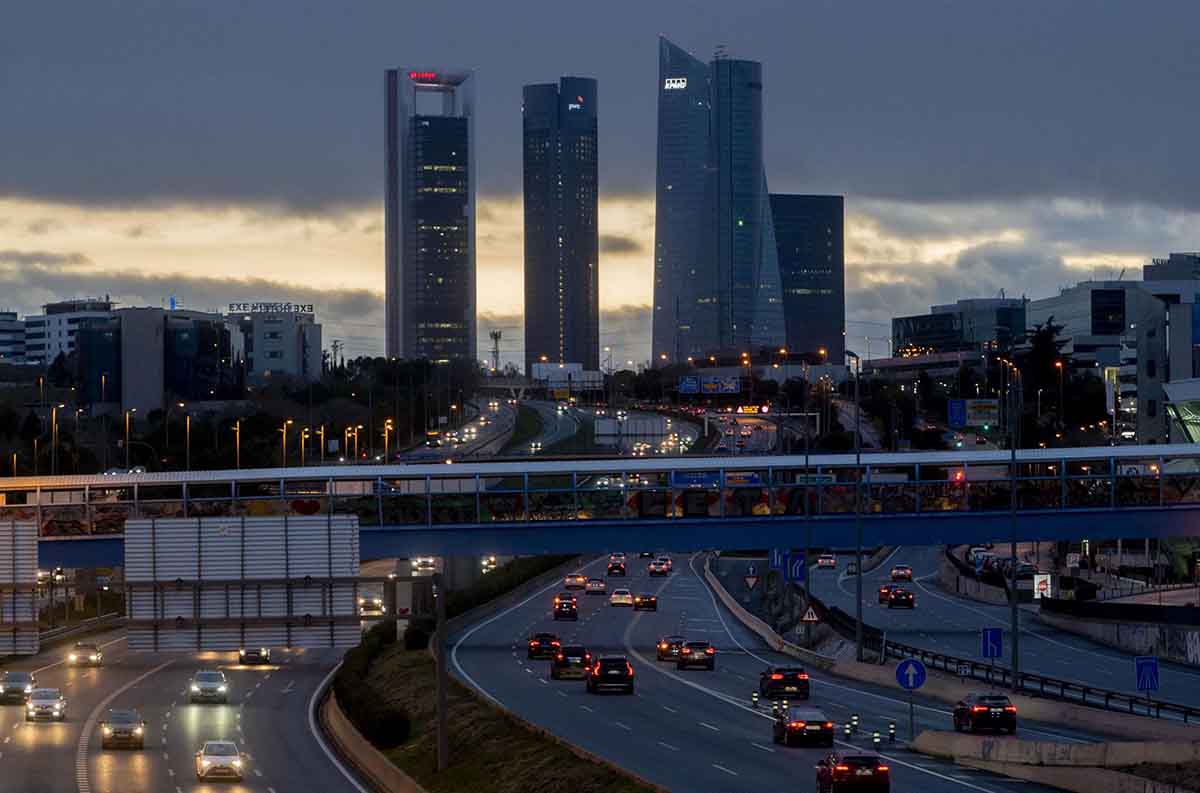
[
  {"left": 334, "top": 621, "right": 410, "bottom": 748},
  {"left": 403, "top": 617, "right": 435, "bottom": 650}
]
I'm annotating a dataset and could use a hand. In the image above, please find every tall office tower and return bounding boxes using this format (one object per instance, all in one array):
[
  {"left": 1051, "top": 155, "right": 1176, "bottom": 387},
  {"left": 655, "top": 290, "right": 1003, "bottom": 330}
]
[
  {"left": 523, "top": 77, "right": 599, "bottom": 374},
  {"left": 651, "top": 38, "right": 784, "bottom": 364},
  {"left": 385, "top": 68, "right": 477, "bottom": 363},
  {"left": 769, "top": 194, "right": 845, "bottom": 363},
  {"left": 652, "top": 38, "right": 712, "bottom": 363}
]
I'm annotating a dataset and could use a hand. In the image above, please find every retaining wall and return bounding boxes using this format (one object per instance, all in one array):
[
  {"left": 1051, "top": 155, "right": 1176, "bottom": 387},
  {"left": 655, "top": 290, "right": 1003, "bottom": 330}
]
[
  {"left": 320, "top": 688, "right": 427, "bottom": 793},
  {"left": 939, "top": 551, "right": 1011, "bottom": 606},
  {"left": 1036, "top": 609, "right": 1200, "bottom": 668}
]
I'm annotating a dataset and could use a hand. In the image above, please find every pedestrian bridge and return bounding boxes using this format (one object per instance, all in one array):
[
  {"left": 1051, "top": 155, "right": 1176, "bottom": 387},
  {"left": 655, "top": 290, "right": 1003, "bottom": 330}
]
[{"left": 8, "top": 444, "right": 1200, "bottom": 566}]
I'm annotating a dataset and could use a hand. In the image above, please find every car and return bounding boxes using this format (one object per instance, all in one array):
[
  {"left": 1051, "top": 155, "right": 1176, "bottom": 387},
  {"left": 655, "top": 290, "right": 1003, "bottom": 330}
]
[
  {"left": 25, "top": 688, "right": 67, "bottom": 721},
  {"left": 740, "top": 428, "right": 752, "bottom": 437},
  {"left": 656, "top": 635, "right": 686, "bottom": 661},
  {"left": 716, "top": 442, "right": 730, "bottom": 452},
  {"left": 585, "top": 577, "right": 607, "bottom": 595},
  {"left": 887, "top": 588, "right": 915, "bottom": 609},
  {"left": 358, "top": 596, "right": 386, "bottom": 615},
  {"left": 550, "top": 645, "right": 593, "bottom": 680},
  {"left": 877, "top": 583, "right": 900, "bottom": 604},
  {"left": 564, "top": 574, "right": 587, "bottom": 589},
  {"left": 527, "top": 633, "right": 561, "bottom": 659},
  {"left": 188, "top": 670, "right": 229, "bottom": 703},
  {"left": 100, "top": 708, "right": 146, "bottom": 749},
  {"left": 554, "top": 591, "right": 577, "bottom": 607},
  {"left": 68, "top": 642, "right": 103, "bottom": 666},
  {"left": 0, "top": 671, "right": 36, "bottom": 703},
  {"left": 677, "top": 641, "right": 716, "bottom": 670},
  {"left": 609, "top": 552, "right": 627, "bottom": 563},
  {"left": 736, "top": 438, "right": 746, "bottom": 448},
  {"left": 648, "top": 559, "right": 668, "bottom": 576},
  {"left": 633, "top": 594, "right": 658, "bottom": 611},
  {"left": 953, "top": 693, "right": 1017, "bottom": 734},
  {"left": 656, "top": 556, "right": 673, "bottom": 572},
  {"left": 609, "top": 588, "right": 634, "bottom": 607},
  {"left": 239, "top": 647, "right": 272, "bottom": 665},
  {"left": 759, "top": 666, "right": 810, "bottom": 699},
  {"left": 586, "top": 656, "right": 635, "bottom": 694},
  {"left": 890, "top": 565, "right": 913, "bottom": 582},
  {"left": 529, "top": 441, "right": 543, "bottom": 453},
  {"left": 639, "top": 551, "right": 655, "bottom": 558},
  {"left": 817, "top": 554, "right": 837, "bottom": 569},
  {"left": 773, "top": 705, "right": 835, "bottom": 747},
  {"left": 816, "top": 753, "right": 891, "bottom": 793},
  {"left": 195, "top": 740, "right": 245, "bottom": 782},
  {"left": 607, "top": 562, "right": 627, "bottom": 576},
  {"left": 553, "top": 600, "right": 578, "bottom": 621}
]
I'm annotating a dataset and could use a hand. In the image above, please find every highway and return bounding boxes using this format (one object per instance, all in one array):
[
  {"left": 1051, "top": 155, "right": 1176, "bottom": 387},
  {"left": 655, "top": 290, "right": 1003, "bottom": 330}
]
[
  {"left": 713, "top": 414, "right": 775, "bottom": 455},
  {"left": 451, "top": 551, "right": 1106, "bottom": 793},
  {"left": 0, "top": 632, "right": 358, "bottom": 793},
  {"left": 736, "top": 546, "right": 1200, "bottom": 707}
]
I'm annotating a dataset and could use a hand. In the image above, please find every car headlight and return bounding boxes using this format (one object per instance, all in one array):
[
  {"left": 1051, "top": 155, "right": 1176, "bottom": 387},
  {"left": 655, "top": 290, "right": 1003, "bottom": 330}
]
[
  {"left": 232, "top": 759, "right": 242, "bottom": 768},
  {"left": 239, "top": 649, "right": 246, "bottom": 655},
  {"left": 53, "top": 704, "right": 61, "bottom": 711},
  {"left": 134, "top": 726, "right": 143, "bottom": 735},
  {"left": 24, "top": 685, "right": 32, "bottom": 693},
  {"left": 217, "top": 685, "right": 227, "bottom": 693},
  {"left": 190, "top": 684, "right": 200, "bottom": 693},
  {"left": 69, "top": 654, "right": 78, "bottom": 662},
  {"left": 102, "top": 727, "right": 113, "bottom": 736},
  {"left": 27, "top": 704, "right": 35, "bottom": 711},
  {"left": 200, "top": 759, "right": 211, "bottom": 768},
  {"left": 90, "top": 655, "right": 99, "bottom": 661}
]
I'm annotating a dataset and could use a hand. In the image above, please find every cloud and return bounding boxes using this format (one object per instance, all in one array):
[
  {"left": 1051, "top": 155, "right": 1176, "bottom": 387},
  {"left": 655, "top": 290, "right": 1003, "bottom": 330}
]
[
  {"left": 0, "top": 249, "right": 92, "bottom": 268},
  {"left": 25, "top": 218, "right": 62, "bottom": 235},
  {"left": 600, "top": 233, "right": 643, "bottom": 254}
]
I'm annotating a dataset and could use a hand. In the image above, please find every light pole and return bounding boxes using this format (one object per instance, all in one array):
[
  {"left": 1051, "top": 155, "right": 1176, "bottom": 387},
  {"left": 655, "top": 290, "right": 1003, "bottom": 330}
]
[
  {"left": 124, "top": 409, "right": 136, "bottom": 470},
  {"left": 300, "top": 427, "right": 310, "bottom": 467},
  {"left": 1055, "top": 361, "right": 1064, "bottom": 428},
  {"left": 344, "top": 427, "right": 353, "bottom": 462},
  {"left": 279, "top": 419, "right": 294, "bottom": 467},
  {"left": 383, "top": 419, "right": 393, "bottom": 462},
  {"left": 51, "top": 403, "right": 64, "bottom": 475},
  {"left": 233, "top": 420, "right": 241, "bottom": 470},
  {"left": 10, "top": 451, "right": 15, "bottom": 477},
  {"left": 318, "top": 425, "right": 326, "bottom": 464},
  {"left": 354, "top": 425, "right": 363, "bottom": 460},
  {"left": 185, "top": 411, "right": 192, "bottom": 471},
  {"left": 845, "top": 350, "right": 863, "bottom": 662}
]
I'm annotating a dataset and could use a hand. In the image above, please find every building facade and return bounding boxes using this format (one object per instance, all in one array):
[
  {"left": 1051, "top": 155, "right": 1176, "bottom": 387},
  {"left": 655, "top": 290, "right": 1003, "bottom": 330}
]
[
  {"left": 769, "top": 194, "right": 845, "bottom": 363},
  {"left": 651, "top": 38, "right": 786, "bottom": 364},
  {"left": 893, "top": 298, "right": 1026, "bottom": 356},
  {"left": 385, "top": 68, "right": 476, "bottom": 363},
  {"left": 23, "top": 299, "right": 114, "bottom": 366},
  {"left": 226, "top": 306, "right": 320, "bottom": 384},
  {"left": 522, "top": 76, "right": 599, "bottom": 373},
  {"left": 0, "top": 312, "right": 24, "bottom": 363}
]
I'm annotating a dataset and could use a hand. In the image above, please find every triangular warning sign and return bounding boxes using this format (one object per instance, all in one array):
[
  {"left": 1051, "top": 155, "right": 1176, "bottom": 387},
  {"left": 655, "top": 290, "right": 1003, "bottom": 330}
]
[
  {"left": 801, "top": 607, "right": 819, "bottom": 623},
  {"left": 744, "top": 576, "right": 759, "bottom": 590}
]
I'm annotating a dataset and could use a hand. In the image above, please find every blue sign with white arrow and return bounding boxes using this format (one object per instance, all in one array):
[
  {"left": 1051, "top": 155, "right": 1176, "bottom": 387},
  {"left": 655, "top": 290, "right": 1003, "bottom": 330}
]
[
  {"left": 769, "top": 548, "right": 786, "bottom": 571},
  {"left": 786, "top": 553, "right": 806, "bottom": 583},
  {"left": 981, "top": 628, "right": 1003, "bottom": 659},
  {"left": 1135, "top": 656, "right": 1159, "bottom": 692},
  {"left": 896, "top": 659, "right": 927, "bottom": 690}
]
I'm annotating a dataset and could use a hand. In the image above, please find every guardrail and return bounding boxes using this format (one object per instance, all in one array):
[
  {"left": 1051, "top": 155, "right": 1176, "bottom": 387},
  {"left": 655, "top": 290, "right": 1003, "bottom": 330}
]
[
  {"left": 806, "top": 590, "right": 1200, "bottom": 723},
  {"left": 40, "top": 612, "right": 123, "bottom": 643}
]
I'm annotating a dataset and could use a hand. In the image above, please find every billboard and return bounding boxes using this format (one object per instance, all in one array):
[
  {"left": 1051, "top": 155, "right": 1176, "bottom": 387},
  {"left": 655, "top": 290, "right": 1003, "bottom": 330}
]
[{"left": 964, "top": 399, "right": 999, "bottom": 427}]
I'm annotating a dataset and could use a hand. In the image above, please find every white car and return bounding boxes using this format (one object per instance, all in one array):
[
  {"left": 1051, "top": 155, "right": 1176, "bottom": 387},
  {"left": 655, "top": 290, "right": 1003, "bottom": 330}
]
[
  {"left": 609, "top": 588, "right": 634, "bottom": 607},
  {"left": 26, "top": 688, "right": 66, "bottom": 721},
  {"left": 585, "top": 578, "right": 607, "bottom": 595},
  {"left": 195, "top": 740, "right": 245, "bottom": 782},
  {"left": 817, "top": 554, "right": 837, "bottom": 569}
]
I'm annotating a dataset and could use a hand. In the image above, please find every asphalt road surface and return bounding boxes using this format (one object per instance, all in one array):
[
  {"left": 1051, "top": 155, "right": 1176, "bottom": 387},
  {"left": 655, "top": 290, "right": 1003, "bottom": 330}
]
[{"left": 451, "top": 551, "right": 1106, "bottom": 793}]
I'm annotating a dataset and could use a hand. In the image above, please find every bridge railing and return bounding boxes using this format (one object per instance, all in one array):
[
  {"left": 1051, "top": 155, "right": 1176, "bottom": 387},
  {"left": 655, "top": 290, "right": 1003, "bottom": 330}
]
[{"left": 4, "top": 447, "right": 1200, "bottom": 539}]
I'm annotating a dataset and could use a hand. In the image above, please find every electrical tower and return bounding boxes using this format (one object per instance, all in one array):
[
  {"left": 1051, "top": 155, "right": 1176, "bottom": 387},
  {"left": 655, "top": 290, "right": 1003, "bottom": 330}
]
[{"left": 489, "top": 330, "right": 502, "bottom": 373}]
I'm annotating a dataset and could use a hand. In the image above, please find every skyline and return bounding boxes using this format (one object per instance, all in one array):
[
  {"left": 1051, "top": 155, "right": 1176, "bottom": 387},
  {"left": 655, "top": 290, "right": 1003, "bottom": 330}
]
[{"left": 3, "top": 3, "right": 1199, "bottom": 367}]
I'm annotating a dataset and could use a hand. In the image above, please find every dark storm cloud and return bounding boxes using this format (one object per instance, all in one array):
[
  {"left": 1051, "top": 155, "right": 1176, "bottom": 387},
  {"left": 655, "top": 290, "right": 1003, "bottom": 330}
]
[
  {"left": 599, "top": 233, "right": 643, "bottom": 254},
  {"left": 1, "top": 2, "right": 1197, "bottom": 211}
]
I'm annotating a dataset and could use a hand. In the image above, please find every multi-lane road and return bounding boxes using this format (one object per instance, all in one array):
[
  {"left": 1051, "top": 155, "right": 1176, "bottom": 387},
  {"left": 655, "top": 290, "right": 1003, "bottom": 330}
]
[
  {"left": 452, "top": 552, "right": 1107, "bottom": 793},
  {"left": 0, "top": 632, "right": 359, "bottom": 793}
]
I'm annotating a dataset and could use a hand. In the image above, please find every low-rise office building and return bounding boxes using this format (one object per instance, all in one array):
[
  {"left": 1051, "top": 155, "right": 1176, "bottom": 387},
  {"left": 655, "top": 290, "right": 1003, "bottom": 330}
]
[
  {"left": 225, "top": 303, "right": 322, "bottom": 384},
  {"left": 23, "top": 298, "right": 114, "bottom": 366}
]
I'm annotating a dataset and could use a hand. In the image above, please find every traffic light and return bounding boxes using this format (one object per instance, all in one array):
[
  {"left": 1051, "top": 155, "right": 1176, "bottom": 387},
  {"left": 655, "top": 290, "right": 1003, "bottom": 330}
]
[{"left": 982, "top": 424, "right": 990, "bottom": 432}]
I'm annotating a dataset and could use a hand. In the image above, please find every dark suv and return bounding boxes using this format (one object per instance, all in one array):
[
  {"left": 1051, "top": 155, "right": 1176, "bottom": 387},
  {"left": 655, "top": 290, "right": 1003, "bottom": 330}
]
[
  {"left": 677, "top": 641, "right": 716, "bottom": 670},
  {"left": 99, "top": 708, "right": 146, "bottom": 750},
  {"left": 0, "top": 671, "right": 35, "bottom": 703},
  {"left": 607, "top": 562, "right": 626, "bottom": 576},
  {"left": 887, "top": 588, "right": 915, "bottom": 609},
  {"left": 527, "top": 633, "right": 560, "bottom": 659},
  {"left": 553, "top": 600, "right": 578, "bottom": 620},
  {"left": 773, "top": 705, "right": 834, "bottom": 747},
  {"left": 550, "top": 645, "right": 592, "bottom": 680},
  {"left": 586, "top": 656, "right": 635, "bottom": 694},
  {"left": 816, "top": 753, "right": 890, "bottom": 792},
  {"left": 656, "top": 635, "right": 685, "bottom": 661},
  {"left": 953, "top": 693, "right": 1017, "bottom": 734},
  {"left": 759, "top": 666, "right": 810, "bottom": 700}
]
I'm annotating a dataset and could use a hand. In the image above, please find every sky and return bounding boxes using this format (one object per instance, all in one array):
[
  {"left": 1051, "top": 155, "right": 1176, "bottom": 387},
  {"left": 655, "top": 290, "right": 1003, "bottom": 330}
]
[{"left": 2, "top": 1, "right": 1198, "bottom": 367}]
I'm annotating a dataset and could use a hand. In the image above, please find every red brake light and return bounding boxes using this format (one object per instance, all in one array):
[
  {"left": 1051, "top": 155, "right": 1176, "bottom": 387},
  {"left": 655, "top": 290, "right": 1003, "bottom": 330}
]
[
  {"left": 823, "top": 721, "right": 833, "bottom": 728},
  {"left": 1004, "top": 705, "right": 1017, "bottom": 712},
  {"left": 798, "top": 673, "right": 809, "bottom": 680},
  {"left": 593, "top": 663, "right": 601, "bottom": 675},
  {"left": 705, "top": 647, "right": 715, "bottom": 655},
  {"left": 769, "top": 673, "right": 783, "bottom": 680},
  {"left": 972, "top": 705, "right": 988, "bottom": 712},
  {"left": 555, "top": 653, "right": 564, "bottom": 661},
  {"left": 835, "top": 765, "right": 850, "bottom": 772},
  {"left": 626, "top": 663, "right": 634, "bottom": 677},
  {"left": 552, "top": 640, "right": 560, "bottom": 646},
  {"left": 681, "top": 648, "right": 691, "bottom": 654},
  {"left": 877, "top": 765, "right": 890, "bottom": 772},
  {"left": 788, "top": 720, "right": 806, "bottom": 728},
  {"left": 528, "top": 640, "right": 537, "bottom": 646},
  {"left": 658, "top": 643, "right": 667, "bottom": 649}
]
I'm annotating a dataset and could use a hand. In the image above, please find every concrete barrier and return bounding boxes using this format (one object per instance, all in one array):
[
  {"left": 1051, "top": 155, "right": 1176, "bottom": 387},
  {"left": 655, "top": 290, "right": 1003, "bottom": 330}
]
[
  {"left": 702, "top": 554, "right": 836, "bottom": 670},
  {"left": 320, "top": 688, "right": 427, "bottom": 793},
  {"left": 939, "top": 551, "right": 1010, "bottom": 606},
  {"left": 1036, "top": 609, "right": 1200, "bottom": 669},
  {"left": 958, "top": 760, "right": 1196, "bottom": 793},
  {"left": 913, "top": 730, "right": 1200, "bottom": 767}
]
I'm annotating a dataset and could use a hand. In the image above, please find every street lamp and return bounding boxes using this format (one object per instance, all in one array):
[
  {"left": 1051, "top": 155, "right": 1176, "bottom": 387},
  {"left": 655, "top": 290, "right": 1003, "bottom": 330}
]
[
  {"left": 1055, "top": 360, "right": 1064, "bottom": 428},
  {"left": 185, "top": 412, "right": 192, "bottom": 471},
  {"left": 279, "top": 419, "right": 294, "bottom": 467},
  {"left": 383, "top": 419, "right": 393, "bottom": 462},
  {"left": 354, "top": 424, "right": 363, "bottom": 460},
  {"left": 318, "top": 425, "right": 326, "bottom": 464},
  {"left": 300, "top": 427, "right": 310, "bottom": 467},
  {"left": 50, "top": 403, "right": 64, "bottom": 475},
  {"left": 232, "top": 420, "right": 241, "bottom": 469},
  {"left": 845, "top": 350, "right": 863, "bottom": 661},
  {"left": 122, "top": 408, "right": 137, "bottom": 469}
]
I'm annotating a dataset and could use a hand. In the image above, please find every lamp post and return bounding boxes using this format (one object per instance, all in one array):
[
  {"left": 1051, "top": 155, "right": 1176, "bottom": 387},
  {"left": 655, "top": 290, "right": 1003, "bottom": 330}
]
[
  {"left": 279, "top": 419, "right": 294, "bottom": 467},
  {"left": 300, "top": 427, "right": 310, "bottom": 467},
  {"left": 124, "top": 409, "right": 136, "bottom": 470},
  {"left": 233, "top": 420, "right": 241, "bottom": 470},
  {"left": 185, "top": 412, "right": 192, "bottom": 471},
  {"left": 845, "top": 350, "right": 863, "bottom": 661},
  {"left": 343, "top": 427, "right": 353, "bottom": 462},
  {"left": 10, "top": 451, "right": 15, "bottom": 477},
  {"left": 51, "top": 403, "right": 64, "bottom": 475},
  {"left": 354, "top": 425, "right": 363, "bottom": 460},
  {"left": 318, "top": 424, "right": 326, "bottom": 464},
  {"left": 383, "top": 419, "right": 393, "bottom": 462},
  {"left": 1055, "top": 360, "right": 1064, "bottom": 429}
]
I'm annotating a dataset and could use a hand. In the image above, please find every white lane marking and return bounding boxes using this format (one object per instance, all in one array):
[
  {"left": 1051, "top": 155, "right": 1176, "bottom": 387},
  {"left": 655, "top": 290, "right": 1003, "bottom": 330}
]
[
  {"left": 538, "top": 679, "right": 548, "bottom": 685},
  {"left": 167, "top": 769, "right": 175, "bottom": 777},
  {"left": 614, "top": 721, "right": 632, "bottom": 731},
  {"left": 76, "top": 658, "right": 172, "bottom": 793},
  {"left": 579, "top": 705, "right": 594, "bottom": 713},
  {"left": 662, "top": 705, "right": 678, "bottom": 714},
  {"left": 751, "top": 742, "right": 776, "bottom": 753},
  {"left": 699, "top": 721, "right": 720, "bottom": 731},
  {"left": 657, "top": 741, "right": 680, "bottom": 751},
  {"left": 280, "top": 681, "right": 296, "bottom": 695},
  {"left": 556, "top": 691, "right": 568, "bottom": 698},
  {"left": 308, "top": 663, "right": 371, "bottom": 793},
  {"left": 712, "top": 763, "right": 738, "bottom": 776},
  {"left": 254, "top": 769, "right": 264, "bottom": 777}
]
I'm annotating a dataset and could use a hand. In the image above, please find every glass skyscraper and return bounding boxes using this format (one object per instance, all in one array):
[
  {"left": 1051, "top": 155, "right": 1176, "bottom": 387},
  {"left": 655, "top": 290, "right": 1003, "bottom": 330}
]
[
  {"left": 769, "top": 194, "right": 845, "bottom": 363},
  {"left": 652, "top": 38, "right": 784, "bottom": 363},
  {"left": 385, "top": 68, "right": 476, "bottom": 363},
  {"left": 522, "top": 77, "right": 599, "bottom": 374}
]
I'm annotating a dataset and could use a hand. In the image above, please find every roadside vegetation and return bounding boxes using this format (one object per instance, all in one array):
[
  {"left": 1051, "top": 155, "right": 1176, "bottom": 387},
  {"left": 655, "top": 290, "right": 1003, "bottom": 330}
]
[{"left": 500, "top": 404, "right": 543, "bottom": 455}]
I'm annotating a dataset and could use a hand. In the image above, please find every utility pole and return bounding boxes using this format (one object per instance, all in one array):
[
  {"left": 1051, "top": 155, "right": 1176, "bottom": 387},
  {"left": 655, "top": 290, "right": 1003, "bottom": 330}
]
[
  {"left": 846, "top": 350, "right": 864, "bottom": 662},
  {"left": 434, "top": 572, "right": 449, "bottom": 772}
]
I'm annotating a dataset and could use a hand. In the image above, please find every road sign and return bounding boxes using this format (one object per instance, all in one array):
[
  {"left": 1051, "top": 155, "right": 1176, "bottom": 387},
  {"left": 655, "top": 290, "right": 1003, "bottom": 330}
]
[
  {"left": 981, "top": 628, "right": 1003, "bottom": 659},
  {"left": 678, "top": 375, "right": 700, "bottom": 394},
  {"left": 744, "top": 576, "right": 759, "bottom": 591},
  {"left": 975, "top": 555, "right": 985, "bottom": 576},
  {"left": 956, "top": 663, "right": 971, "bottom": 678},
  {"left": 948, "top": 399, "right": 967, "bottom": 429},
  {"left": 1135, "top": 656, "right": 1160, "bottom": 692},
  {"left": 1033, "top": 574, "right": 1051, "bottom": 599},
  {"left": 896, "top": 659, "right": 926, "bottom": 690},
  {"left": 769, "top": 548, "right": 786, "bottom": 571},
  {"left": 801, "top": 607, "right": 819, "bottom": 624},
  {"left": 1066, "top": 552, "right": 1081, "bottom": 568},
  {"left": 786, "top": 554, "right": 807, "bottom": 583}
]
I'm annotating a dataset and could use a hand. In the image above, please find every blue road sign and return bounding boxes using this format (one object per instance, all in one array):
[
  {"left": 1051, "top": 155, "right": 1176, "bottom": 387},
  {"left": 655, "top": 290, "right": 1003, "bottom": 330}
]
[
  {"left": 1135, "top": 656, "right": 1160, "bottom": 692},
  {"left": 786, "top": 554, "right": 806, "bottom": 583},
  {"left": 948, "top": 399, "right": 967, "bottom": 429},
  {"left": 896, "top": 659, "right": 927, "bottom": 690},
  {"left": 981, "top": 628, "right": 1003, "bottom": 659},
  {"left": 769, "top": 548, "right": 786, "bottom": 571},
  {"left": 678, "top": 376, "right": 700, "bottom": 395}
]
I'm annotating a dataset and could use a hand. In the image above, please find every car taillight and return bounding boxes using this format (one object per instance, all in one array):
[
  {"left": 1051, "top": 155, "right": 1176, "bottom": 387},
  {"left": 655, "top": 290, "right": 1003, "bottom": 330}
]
[
  {"left": 972, "top": 705, "right": 988, "bottom": 712},
  {"left": 593, "top": 663, "right": 601, "bottom": 675},
  {"left": 769, "top": 673, "right": 783, "bottom": 680},
  {"left": 798, "top": 673, "right": 809, "bottom": 680},
  {"left": 555, "top": 653, "right": 564, "bottom": 661},
  {"left": 789, "top": 721, "right": 806, "bottom": 729},
  {"left": 705, "top": 647, "right": 715, "bottom": 655},
  {"left": 835, "top": 765, "right": 850, "bottom": 772},
  {"left": 658, "top": 643, "right": 667, "bottom": 649},
  {"left": 877, "top": 765, "right": 889, "bottom": 773},
  {"left": 528, "top": 640, "right": 537, "bottom": 646},
  {"left": 823, "top": 721, "right": 833, "bottom": 728},
  {"left": 1004, "top": 705, "right": 1017, "bottom": 713},
  {"left": 681, "top": 648, "right": 691, "bottom": 654},
  {"left": 552, "top": 641, "right": 560, "bottom": 646}
]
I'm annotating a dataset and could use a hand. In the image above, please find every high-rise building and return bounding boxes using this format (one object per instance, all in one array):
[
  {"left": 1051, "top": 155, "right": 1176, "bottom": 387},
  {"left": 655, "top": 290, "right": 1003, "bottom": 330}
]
[
  {"left": 522, "top": 77, "right": 599, "bottom": 373},
  {"left": 651, "top": 38, "right": 785, "bottom": 363},
  {"left": 769, "top": 194, "right": 845, "bottom": 363},
  {"left": 385, "top": 68, "right": 476, "bottom": 363}
]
